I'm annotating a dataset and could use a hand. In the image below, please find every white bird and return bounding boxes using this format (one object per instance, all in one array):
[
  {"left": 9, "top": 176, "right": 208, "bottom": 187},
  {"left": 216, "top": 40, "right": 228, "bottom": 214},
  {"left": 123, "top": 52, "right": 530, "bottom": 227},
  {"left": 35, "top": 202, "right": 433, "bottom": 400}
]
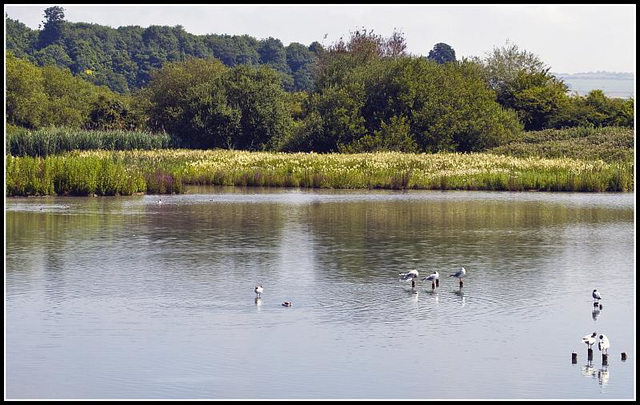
[
  {"left": 399, "top": 269, "right": 419, "bottom": 281},
  {"left": 254, "top": 285, "right": 263, "bottom": 297},
  {"left": 158, "top": 198, "right": 163, "bottom": 205},
  {"left": 582, "top": 332, "right": 597, "bottom": 349},
  {"left": 598, "top": 334, "right": 610, "bottom": 354},
  {"left": 422, "top": 271, "right": 439, "bottom": 289},
  {"left": 592, "top": 289, "right": 602, "bottom": 302},
  {"left": 449, "top": 267, "right": 466, "bottom": 280}
]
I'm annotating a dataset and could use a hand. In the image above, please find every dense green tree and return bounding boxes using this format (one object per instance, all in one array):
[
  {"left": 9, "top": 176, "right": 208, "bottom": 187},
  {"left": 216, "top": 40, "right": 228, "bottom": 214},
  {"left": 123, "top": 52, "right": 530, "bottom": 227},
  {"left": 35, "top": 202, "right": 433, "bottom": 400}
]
[
  {"left": 223, "top": 65, "right": 294, "bottom": 150},
  {"left": 5, "top": 15, "right": 38, "bottom": 58},
  {"left": 6, "top": 51, "right": 47, "bottom": 128},
  {"left": 301, "top": 39, "right": 522, "bottom": 153},
  {"left": 6, "top": 11, "right": 320, "bottom": 93},
  {"left": 501, "top": 70, "right": 569, "bottom": 130},
  {"left": 477, "top": 40, "right": 548, "bottom": 104},
  {"left": 38, "top": 6, "right": 66, "bottom": 48},
  {"left": 427, "top": 42, "right": 456, "bottom": 64},
  {"left": 6, "top": 52, "right": 135, "bottom": 130},
  {"left": 33, "top": 44, "right": 73, "bottom": 68},
  {"left": 142, "top": 57, "right": 293, "bottom": 149}
]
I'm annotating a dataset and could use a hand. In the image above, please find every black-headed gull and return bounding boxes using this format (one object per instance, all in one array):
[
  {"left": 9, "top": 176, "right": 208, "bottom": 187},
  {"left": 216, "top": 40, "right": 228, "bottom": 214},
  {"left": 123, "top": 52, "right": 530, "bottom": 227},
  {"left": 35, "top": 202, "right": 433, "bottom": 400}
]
[
  {"left": 399, "top": 269, "right": 419, "bottom": 281},
  {"left": 422, "top": 271, "right": 439, "bottom": 289},
  {"left": 592, "top": 289, "right": 602, "bottom": 303},
  {"left": 582, "top": 332, "right": 597, "bottom": 349},
  {"left": 449, "top": 267, "right": 466, "bottom": 279},
  {"left": 598, "top": 334, "right": 610, "bottom": 355},
  {"left": 254, "top": 285, "right": 263, "bottom": 298}
]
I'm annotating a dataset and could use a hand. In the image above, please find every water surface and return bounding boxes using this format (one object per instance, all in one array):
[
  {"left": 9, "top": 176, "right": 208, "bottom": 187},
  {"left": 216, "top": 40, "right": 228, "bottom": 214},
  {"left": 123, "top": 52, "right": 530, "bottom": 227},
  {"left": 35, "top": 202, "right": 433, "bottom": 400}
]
[{"left": 5, "top": 188, "right": 635, "bottom": 399}]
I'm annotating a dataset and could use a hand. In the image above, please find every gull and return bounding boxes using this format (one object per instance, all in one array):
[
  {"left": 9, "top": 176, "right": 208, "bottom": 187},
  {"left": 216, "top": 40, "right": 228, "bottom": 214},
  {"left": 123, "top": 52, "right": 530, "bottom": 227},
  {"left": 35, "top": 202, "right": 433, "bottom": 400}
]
[
  {"left": 449, "top": 267, "right": 466, "bottom": 286},
  {"left": 399, "top": 269, "right": 419, "bottom": 281},
  {"left": 282, "top": 301, "right": 292, "bottom": 307},
  {"left": 422, "top": 271, "right": 439, "bottom": 289},
  {"left": 399, "top": 269, "right": 419, "bottom": 288},
  {"left": 598, "top": 334, "right": 610, "bottom": 355},
  {"left": 582, "top": 332, "right": 597, "bottom": 350},
  {"left": 592, "top": 289, "right": 602, "bottom": 303},
  {"left": 254, "top": 285, "right": 263, "bottom": 298},
  {"left": 157, "top": 198, "right": 163, "bottom": 205}
]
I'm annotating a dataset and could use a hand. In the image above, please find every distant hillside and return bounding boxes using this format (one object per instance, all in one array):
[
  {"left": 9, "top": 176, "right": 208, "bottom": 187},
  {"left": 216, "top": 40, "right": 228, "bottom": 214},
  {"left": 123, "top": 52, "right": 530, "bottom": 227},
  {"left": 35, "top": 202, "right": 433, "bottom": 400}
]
[{"left": 5, "top": 13, "right": 323, "bottom": 93}]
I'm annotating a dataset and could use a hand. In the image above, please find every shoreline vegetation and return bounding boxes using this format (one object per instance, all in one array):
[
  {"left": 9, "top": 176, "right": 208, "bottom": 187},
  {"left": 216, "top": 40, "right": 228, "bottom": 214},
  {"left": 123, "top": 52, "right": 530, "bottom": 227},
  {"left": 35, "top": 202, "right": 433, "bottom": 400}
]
[
  {"left": 6, "top": 126, "right": 634, "bottom": 196},
  {"left": 5, "top": 11, "right": 635, "bottom": 197}
]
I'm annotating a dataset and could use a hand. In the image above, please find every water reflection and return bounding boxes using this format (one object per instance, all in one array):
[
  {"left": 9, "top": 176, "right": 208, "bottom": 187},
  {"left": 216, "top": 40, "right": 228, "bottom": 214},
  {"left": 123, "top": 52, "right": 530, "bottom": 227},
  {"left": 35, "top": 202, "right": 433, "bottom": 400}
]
[
  {"left": 5, "top": 190, "right": 635, "bottom": 399},
  {"left": 598, "top": 367, "right": 610, "bottom": 386},
  {"left": 592, "top": 307, "right": 601, "bottom": 321},
  {"left": 453, "top": 289, "right": 466, "bottom": 307},
  {"left": 581, "top": 360, "right": 596, "bottom": 377},
  {"left": 580, "top": 359, "right": 610, "bottom": 387}
]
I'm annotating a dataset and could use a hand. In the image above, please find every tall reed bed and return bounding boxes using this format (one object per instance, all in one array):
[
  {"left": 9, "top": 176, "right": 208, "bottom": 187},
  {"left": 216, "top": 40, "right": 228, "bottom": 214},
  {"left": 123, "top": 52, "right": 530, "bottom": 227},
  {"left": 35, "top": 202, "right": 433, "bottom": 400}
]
[
  {"left": 6, "top": 149, "right": 633, "bottom": 196},
  {"left": 6, "top": 127, "right": 172, "bottom": 157}
]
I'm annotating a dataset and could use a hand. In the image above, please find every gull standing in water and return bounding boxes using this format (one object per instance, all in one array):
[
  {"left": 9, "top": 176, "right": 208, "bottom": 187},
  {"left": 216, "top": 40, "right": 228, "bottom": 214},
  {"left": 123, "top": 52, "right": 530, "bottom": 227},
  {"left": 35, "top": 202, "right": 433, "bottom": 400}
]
[
  {"left": 399, "top": 269, "right": 419, "bottom": 281},
  {"left": 254, "top": 285, "right": 263, "bottom": 298},
  {"left": 399, "top": 269, "right": 419, "bottom": 289},
  {"left": 422, "top": 271, "right": 440, "bottom": 290},
  {"left": 592, "top": 289, "right": 602, "bottom": 305},
  {"left": 449, "top": 267, "right": 466, "bottom": 287},
  {"left": 582, "top": 332, "right": 597, "bottom": 350},
  {"left": 598, "top": 334, "right": 610, "bottom": 355}
]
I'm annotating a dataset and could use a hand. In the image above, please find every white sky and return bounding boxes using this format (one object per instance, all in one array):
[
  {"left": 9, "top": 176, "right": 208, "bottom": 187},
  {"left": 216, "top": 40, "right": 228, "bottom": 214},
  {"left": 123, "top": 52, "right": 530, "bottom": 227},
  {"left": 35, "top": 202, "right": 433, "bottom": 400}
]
[{"left": 4, "top": 4, "right": 636, "bottom": 74}]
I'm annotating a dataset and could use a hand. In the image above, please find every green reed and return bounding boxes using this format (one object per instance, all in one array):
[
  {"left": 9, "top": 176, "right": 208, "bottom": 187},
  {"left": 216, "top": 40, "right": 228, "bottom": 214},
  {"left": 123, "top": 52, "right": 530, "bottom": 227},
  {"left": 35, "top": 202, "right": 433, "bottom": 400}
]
[
  {"left": 5, "top": 149, "right": 633, "bottom": 196},
  {"left": 6, "top": 127, "right": 172, "bottom": 157}
]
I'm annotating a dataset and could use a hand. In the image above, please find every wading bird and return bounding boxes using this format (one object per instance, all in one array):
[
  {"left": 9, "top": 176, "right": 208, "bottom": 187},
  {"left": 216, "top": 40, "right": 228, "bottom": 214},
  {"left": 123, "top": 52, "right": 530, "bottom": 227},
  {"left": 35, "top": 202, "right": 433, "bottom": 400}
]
[
  {"left": 399, "top": 269, "right": 420, "bottom": 288},
  {"left": 254, "top": 285, "right": 263, "bottom": 298},
  {"left": 598, "top": 334, "right": 610, "bottom": 355},
  {"left": 582, "top": 332, "right": 598, "bottom": 350},
  {"left": 399, "top": 269, "right": 419, "bottom": 281},
  {"left": 592, "top": 289, "right": 602, "bottom": 303},
  {"left": 422, "top": 271, "right": 440, "bottom": 289},
  {"left": 449, "top": 267, "right": 466, "bottom": 284}
]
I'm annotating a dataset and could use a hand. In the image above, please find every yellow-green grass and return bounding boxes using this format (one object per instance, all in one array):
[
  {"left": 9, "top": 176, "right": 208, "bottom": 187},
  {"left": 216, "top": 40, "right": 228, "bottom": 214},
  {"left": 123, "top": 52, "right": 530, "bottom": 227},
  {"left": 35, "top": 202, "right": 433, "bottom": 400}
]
[{"left": 6, "top": 149, "right": 633, "bottom": 196}]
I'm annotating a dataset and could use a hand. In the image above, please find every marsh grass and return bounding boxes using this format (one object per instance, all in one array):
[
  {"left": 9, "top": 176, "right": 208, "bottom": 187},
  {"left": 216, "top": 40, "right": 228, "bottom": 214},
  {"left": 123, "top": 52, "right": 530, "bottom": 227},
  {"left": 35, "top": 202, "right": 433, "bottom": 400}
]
[
  {"left": 487, "top": 126, "right": 634, "bottom": 163},
  {"left": 5, "top": 149, "right": 634, "bottom": 196},
  {"left": 6, "top": 127, "right": 171, "bottom": 157}
]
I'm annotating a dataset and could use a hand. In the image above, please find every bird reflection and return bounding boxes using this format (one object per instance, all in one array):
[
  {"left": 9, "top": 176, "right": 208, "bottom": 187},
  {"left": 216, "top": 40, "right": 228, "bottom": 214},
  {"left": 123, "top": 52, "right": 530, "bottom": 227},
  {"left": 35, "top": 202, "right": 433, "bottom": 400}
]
[
  {"left": 592, "top": 307, "right": 601, "bottom": 321},
  {"left": 581, "top": 359, "right": 595, "bottom": 378},
  {"left": 453, "top": 289, "right": 466, "bottom": 307},
  {"left": 255, "top": 297, "right": 262, "bottom": 307},
  {"left": 597, "top": 366, "right": 609, "bottom": 386}
]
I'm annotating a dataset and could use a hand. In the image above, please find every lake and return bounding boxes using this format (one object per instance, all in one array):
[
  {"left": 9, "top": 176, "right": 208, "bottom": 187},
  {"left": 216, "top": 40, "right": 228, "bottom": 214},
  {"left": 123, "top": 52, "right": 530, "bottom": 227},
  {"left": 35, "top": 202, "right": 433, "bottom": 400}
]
[
  {"left": 561, "top": 78, "right": 634, "bottom": 99},
  {"left": 5, "top": 187, "right": 635, "bottom": 399}
]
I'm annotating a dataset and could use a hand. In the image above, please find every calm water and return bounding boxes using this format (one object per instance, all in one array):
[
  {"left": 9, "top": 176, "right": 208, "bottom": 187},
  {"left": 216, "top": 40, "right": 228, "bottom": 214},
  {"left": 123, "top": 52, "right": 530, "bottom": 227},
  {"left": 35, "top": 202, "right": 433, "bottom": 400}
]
[
  {"left": 561, "top": 78, "right": 634, "bottom": 99},
  {"left": 5, "top": 188, "right": 636, "bottom": 399}
]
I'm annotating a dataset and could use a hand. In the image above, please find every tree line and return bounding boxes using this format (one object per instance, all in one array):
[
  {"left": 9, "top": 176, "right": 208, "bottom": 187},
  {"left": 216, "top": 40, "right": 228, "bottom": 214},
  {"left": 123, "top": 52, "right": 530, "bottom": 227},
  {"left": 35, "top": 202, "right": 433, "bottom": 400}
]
[
  {"left": 6, "top": 6, "right": 322, "bottom": 93},
  {"left": 6, "top": 7, "right": 634, "bottom": 155}
]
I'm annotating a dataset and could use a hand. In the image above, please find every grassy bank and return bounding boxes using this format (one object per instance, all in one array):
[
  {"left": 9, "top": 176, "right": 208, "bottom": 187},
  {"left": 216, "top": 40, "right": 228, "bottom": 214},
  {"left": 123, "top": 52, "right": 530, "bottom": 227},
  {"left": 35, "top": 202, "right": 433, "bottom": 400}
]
[
  {"left": 6, "top": 149, "right": 634, "bottom": 196},
  {"left": 486, "top": 126, "right": 634, "bottom": 163}
]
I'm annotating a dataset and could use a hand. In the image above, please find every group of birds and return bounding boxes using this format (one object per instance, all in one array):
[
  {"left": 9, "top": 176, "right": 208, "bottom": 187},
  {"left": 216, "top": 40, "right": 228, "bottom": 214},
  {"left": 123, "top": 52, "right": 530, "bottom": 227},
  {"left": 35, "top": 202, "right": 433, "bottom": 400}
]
[
  {"left": 254, "top": 266, "right": 467, "bottom": 306},
  {"left": 582, "top": 332, "right": 610, "bottom": 355},
  {"left": 398, "top": 266, "right": 466, "bottom": 289},
  {"left": 254, "top": 284, "right": 292, "bottom": 307},
  {"left": 581, "top": 289, "right": 610, "bottom": 356}
]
